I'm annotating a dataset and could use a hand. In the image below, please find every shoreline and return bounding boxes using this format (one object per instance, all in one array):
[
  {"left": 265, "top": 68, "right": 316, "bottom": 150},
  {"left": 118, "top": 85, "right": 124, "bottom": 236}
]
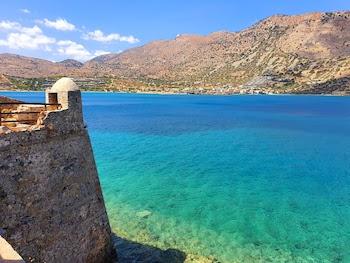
[
  {"left": 113, "top": 233, "right": 217, "bottom": 263},
  {"left": 0, "top": 89, "right": 348, "bottom": 97}
]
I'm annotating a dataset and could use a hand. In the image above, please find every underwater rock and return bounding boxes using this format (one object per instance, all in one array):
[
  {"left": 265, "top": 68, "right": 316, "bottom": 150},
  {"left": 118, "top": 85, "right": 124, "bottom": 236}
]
[{"left": 136, "top": 210, "right": 152, "bottom": 218}]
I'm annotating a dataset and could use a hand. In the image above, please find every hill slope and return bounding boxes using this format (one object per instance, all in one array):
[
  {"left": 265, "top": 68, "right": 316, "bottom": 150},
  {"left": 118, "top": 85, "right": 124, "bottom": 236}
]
[
  {"left": 0, "top": 54, "right": 84, "bottom": 78},
  {"left": 0, "top": 11, "right": 349, "bottom": 94},
  {"left": 57, "top": 59, "right": 84, "bottom": 69},
  {"left": 83, "top": 11, "right": 350, "bottom": 94}
]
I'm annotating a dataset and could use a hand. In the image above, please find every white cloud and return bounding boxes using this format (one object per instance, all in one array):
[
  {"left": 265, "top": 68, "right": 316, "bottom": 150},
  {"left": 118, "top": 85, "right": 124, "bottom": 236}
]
[
  {"left": 0, "top": 20, "right": 129, "bottom": 61},
  {"left": 20, "top": 9, "right": 30, "bottom": 14},
  {"left": 0, "top": 31, "right": 55, "bottom": 51},
  {"left": 57, "top": 40, "right": 92, "bottom": 61},
  {"left": 0, "top": 21, "right": 55, "bottom": 50},
  {"left": 94, "top": 50, "right": 111, "bottom": 56},
  {"left": 83, "top": 30, "right": 139, "bottom": 43},
  {"left": 0, "top": 21, "right": 21, "bottom": 31},
  {"left": 40, "top": 18, "right": 76, "bottom": 31}
]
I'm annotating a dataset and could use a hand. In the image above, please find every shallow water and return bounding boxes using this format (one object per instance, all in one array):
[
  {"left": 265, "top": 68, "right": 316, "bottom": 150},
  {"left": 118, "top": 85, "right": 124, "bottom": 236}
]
[{"left": 3, "top": 92, "right": 350, "bottom": 262}]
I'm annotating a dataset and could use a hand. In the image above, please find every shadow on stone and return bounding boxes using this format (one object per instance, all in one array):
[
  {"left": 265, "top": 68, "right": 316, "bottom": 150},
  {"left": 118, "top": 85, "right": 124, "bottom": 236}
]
[{"left": 112, "top": 234, "right": 186, "bottom": 263}]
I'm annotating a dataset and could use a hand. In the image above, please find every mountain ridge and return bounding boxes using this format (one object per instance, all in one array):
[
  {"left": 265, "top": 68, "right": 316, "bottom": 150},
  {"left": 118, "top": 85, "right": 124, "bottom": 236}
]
[
  {"left": 0, "top": 11, "right": 349, "bottom": 94},
  {"left": 57, "top": 59, "right": 84, "bottom": 68}
]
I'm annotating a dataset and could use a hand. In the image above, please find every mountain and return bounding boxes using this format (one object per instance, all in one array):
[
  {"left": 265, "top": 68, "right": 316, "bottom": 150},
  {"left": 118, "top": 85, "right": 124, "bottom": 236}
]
[
  {"left": 0, "top": 11, "right": 349, "bottom": 94},
  {"left": 0, "top": 54, "right": 84, "bottom": 78},
  {"left": 56, "top": 59, "right": 83, "bottom": 68},
  {"left": 83, "top": 11, "right": 350, "bottom": 94},
  {"left": 0, "top": 54, "right": 66, "bottom": 78},
  {"left": 0, "top": 74, "right": 13, "bottom": 90}
]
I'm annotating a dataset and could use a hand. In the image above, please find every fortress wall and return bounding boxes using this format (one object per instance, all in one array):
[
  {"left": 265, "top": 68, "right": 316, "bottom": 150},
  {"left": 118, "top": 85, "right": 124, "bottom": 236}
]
[{"left": 0, "top": 97, "right": 115, "bottom": 262}]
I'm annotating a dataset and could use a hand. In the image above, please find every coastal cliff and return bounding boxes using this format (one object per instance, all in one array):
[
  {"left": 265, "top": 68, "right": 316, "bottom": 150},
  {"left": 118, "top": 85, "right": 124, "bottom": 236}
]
[{"left": 0, "top": 79, "right": 115, "bottom": 262}]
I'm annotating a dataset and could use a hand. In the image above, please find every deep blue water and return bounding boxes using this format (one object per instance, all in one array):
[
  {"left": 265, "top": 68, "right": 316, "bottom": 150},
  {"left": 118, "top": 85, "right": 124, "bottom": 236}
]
[{"left": 2, "top": 92, "right": 350, "bottom": 262}]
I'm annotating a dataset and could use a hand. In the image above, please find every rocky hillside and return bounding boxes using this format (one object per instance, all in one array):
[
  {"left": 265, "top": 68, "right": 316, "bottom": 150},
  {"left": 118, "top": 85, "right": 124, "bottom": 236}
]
[
  {"left": 0, "top": 11, "right": 349, "bottom": 94},
  {"left": 57, "top": 59, "right": 84, "bottom": 69},
  {"left": 83, "top": 11, "right": 350, "bottom": 94},
  {"left": 0, "top": 54, "right": 82, "bottom": 78},
  {"left": 0, "top": 74, "right": 13, "bottom": 89}
]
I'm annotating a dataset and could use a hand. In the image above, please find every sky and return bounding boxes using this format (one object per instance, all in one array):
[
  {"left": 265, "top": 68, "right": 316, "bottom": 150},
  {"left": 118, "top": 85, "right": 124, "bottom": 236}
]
[{"left": 0, "top": 0, "right": 349, "bottom": 62}]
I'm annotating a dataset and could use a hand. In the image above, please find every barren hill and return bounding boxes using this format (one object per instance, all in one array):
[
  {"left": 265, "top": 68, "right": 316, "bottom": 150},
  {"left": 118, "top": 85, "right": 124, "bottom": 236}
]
[
  {"left": 0, "top": 74, "right": 13, "bottom": 90},
  {"left": 0, "top": 54, "right": 83, "bottom": 78},
  {"left": 83, "top": 11, "right": 350, "bottom": 94},
  {"left": 57, "top": 59, "right": 84, "bottom": 69},
  {"left": 0, "top": 11, "right": 349, "bottom": 94}
]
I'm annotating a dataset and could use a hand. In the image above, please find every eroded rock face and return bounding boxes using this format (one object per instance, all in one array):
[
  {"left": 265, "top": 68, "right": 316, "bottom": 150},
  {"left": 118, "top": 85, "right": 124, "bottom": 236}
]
[{"left": 0, "top": 97, "right": 115, "bottom": 262}]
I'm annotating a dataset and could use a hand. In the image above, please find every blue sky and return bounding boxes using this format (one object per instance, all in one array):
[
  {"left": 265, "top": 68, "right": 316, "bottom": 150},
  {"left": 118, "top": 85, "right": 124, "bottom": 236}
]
[{"left": 0, "top": 0, "right": 349, "bottom": 62}]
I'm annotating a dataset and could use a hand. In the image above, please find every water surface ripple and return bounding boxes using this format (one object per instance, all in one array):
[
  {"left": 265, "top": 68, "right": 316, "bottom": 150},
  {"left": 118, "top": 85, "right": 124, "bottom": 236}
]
[{"left": 4, "top": 92, "right": 350, "bottom": 262}]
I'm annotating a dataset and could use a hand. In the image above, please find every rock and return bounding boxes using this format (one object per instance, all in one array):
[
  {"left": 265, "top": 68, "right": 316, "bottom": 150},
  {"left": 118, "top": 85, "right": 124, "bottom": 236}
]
[
  {"left": 11, "top": 124, "right": 32, "bottom": 132},
  {"left": 0, "top": 126, "right": 11, "bottom": 134},
  {"left": 136, "top": 210, "right": 152, "bottom": 218}
]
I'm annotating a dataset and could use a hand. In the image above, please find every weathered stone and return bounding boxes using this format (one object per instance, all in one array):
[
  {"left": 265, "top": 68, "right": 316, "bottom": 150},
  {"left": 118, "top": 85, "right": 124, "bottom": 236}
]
[
  {"left": 0, "top": 78, "right": 115, "bottom": 262},
  {"left": 0, "top": 125, "right": 11, "bottom": 134}
]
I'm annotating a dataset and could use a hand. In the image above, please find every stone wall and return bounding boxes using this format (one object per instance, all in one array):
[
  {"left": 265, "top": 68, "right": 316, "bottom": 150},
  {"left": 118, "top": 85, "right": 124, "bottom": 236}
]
[{"left": 0, "top": 99, "right": 115, "bottom": 262}]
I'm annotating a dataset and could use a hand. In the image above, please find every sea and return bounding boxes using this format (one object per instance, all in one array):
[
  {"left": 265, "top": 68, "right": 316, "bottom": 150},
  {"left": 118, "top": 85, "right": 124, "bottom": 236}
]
[{"left": 2, "top": 91, "right": 350, "bottom": 262}]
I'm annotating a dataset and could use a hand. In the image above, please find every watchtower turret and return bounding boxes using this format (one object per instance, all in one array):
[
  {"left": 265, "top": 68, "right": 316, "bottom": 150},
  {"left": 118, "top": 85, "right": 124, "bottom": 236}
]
[{"left": 46, "top": 77, "right": 83, "bottom": 123}]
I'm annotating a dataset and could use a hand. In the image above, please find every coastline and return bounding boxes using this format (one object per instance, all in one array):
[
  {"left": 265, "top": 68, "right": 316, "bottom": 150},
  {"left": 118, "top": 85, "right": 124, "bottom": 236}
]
[
  {"left": 0, "top": 89, "right": 348, "bottom": 97},
  {"left": 113, "top": 233, "right": 218, "bottom": 263},
  {"left": 3, "top": 89, "right": 349, "bottom": 262}
]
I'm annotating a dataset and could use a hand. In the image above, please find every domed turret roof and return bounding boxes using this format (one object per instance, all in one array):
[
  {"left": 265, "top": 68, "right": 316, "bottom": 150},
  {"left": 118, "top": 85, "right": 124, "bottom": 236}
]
[{"left": 50, "top": 77, "right": 79, "bottom": 92}]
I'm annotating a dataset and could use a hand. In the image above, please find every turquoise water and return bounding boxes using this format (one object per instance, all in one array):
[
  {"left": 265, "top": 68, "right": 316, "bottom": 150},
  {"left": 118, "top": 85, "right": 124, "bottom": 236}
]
[{"left": 3, "top": 92, "right": 350, "bottom": 262}]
